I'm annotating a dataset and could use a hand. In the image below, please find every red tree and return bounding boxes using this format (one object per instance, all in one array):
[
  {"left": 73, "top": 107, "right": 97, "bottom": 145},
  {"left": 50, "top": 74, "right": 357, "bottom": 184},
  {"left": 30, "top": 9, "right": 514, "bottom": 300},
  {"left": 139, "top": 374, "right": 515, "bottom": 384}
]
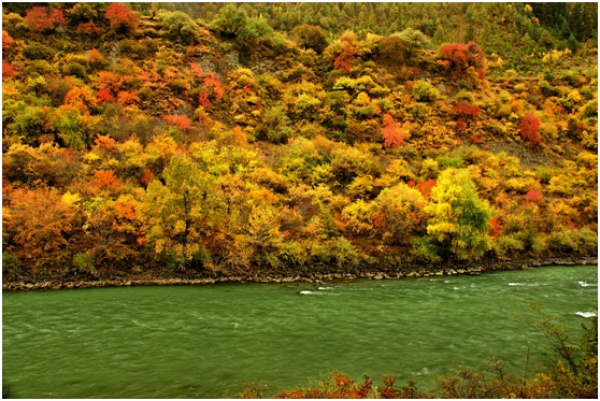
[
  {"left": 105, "top": 3, "right": 140, "bottom": 32},
  {"left": 76, "top": 21, "right": 101, "bottom": 35},
  {"left": 520, "top": 113, "right": 541, "bottom": 145},
  {"left": 334, "top": 45, "right": 356, "bottom": 74},
  {"left": 2, "top": 30, "right": 14, "bottom": 51},
  {"left": 525, "top": 189, "right": 543, "bottom": 202},
  {"left": 203, "top": 73, "right": 225, "bottom": 101},
  {"left": 488, "top": 217, "right": 502, "bottom": 239},
  {"left": 381, "top": 114, "right": 408, "bottom": 149},
  {"left": 416, "top": 179, "right": 437, "bottom": 199},
  {"left": 439, "top": 42, "right": 486, "bottom": 82},
  {"left": 453, "top": 103, "right": 480, "bottom": 119},
  {"left": 25, "top": 6, "right": 66, "bottom": 32},
  {"left": 2, "top": 61, "right": 16, "bottom": 79},
  {"left": 163, "top": 114, "right": 192, "bottom": 131}
]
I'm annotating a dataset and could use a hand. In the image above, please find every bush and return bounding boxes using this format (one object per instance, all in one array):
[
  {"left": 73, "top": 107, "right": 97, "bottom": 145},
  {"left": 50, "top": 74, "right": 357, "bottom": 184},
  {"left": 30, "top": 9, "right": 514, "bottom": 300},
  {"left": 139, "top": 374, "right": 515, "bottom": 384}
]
[
  {"left": 520, "top": 113, "right": 541, "bottom": 145},
  {"left": 25, "top": 6, "right": 65, "bottom": 32},
  {"left": 293, "top": 24, "right": 328, "bottom": 54},
  {"left": 412, "top": 80, "right": 440, "bottom": 102},
  {"left": 62, "top": 62, "right": 87, "bottom": 79},
  {"left": 105, "top": 3, "right": 140, "bottom": 33},
  {"left": 23, "top": 43, "right": 56, "bottom": 60},
  {"left": 2, "top": 252, "right": 23, "bottom": 280},
  {"left": 160, "top": 11, "right": 201, "bottom": 45},
  {"left": 73, "top": 252, "right": 98, "bottom": 276}
]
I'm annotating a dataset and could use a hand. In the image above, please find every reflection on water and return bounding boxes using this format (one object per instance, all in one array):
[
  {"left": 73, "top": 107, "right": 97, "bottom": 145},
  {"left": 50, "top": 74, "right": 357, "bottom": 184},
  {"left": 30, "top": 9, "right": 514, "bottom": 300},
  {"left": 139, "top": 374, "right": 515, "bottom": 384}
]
[{"left": 2, "top": 265, "right": 597, "bottom": 398}]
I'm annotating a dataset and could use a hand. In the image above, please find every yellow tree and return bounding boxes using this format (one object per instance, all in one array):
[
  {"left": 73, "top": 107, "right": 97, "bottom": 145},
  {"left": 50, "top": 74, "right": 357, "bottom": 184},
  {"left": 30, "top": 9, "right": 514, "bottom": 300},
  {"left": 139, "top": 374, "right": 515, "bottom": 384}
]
[
  {"left": 424, "top": 168, "right": 494, "bottom": 260},
  {"left": 139, "top": 154, "right": 226, "bottom": 271}
]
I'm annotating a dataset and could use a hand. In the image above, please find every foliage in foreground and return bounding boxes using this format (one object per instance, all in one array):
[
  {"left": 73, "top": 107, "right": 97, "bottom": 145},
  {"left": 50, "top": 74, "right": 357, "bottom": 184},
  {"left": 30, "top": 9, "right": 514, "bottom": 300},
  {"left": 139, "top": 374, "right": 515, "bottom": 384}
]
[{"left": 240, "top": 315, "right": 598, "bottom": 399}]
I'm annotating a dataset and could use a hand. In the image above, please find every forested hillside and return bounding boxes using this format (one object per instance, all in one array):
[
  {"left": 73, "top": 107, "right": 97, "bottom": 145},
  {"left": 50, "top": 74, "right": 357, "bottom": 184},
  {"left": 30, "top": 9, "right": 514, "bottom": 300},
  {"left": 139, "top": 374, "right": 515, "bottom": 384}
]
[{"left": 2, "top": 2, "right": 598, "bottom": 284}]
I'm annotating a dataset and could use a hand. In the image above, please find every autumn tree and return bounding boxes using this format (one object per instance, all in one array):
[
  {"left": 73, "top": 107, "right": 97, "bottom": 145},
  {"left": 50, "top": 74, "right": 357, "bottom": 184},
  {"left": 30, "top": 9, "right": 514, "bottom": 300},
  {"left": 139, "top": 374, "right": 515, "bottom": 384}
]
[
  {"left": 104, "top": 3, "right": 140, "bottom": 33},
  {"left": 4, "top": 187, "right": 79, "bottom": 269},
  {"left": 24, "top": 6, "right": 66, "bottom": 33},
  {"left": 292, "top": 24, "right": 328, "bottom": 54},
  {"left": 333, "top": 45, "right": 357, "bottom": 74},
  {"left": 395, "top": 28, "right": 430, "bottom": 63},
  {"left": 78, "top": 195, "right": 142, "bottom": 271},
  {"left": 2, "top": 61, "right": 16, "bottom": 80},
  {"left": 520, "top": 113, "right": 542, "bottom": 145},
  {"left": 2, "top": 30, "right": 15, "bottom": 51},
  {"left": 424, "top": 168, "right": 494, "bottom": 260},
  {"left": 139, "top": 154, "right": 226, "bottom": 271},
  {"left": 160, "top": 11, "right": 201, "bottom": 45},
  {"left": 381, "top": 114, "right": 409, "bottom": 149},
  {"left": 374, "top": 182, "right": 428, "bottom": 245},
  {"left": 439, "top": 41, "right": 486, "bottom": 84}
]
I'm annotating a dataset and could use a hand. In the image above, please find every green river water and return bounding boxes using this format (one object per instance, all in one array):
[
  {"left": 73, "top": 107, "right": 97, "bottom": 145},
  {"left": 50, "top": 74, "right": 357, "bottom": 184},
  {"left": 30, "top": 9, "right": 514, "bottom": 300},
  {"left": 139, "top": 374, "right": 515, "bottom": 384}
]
[{"left": 2, "top": 265, "right": 598, "bottom": 398}]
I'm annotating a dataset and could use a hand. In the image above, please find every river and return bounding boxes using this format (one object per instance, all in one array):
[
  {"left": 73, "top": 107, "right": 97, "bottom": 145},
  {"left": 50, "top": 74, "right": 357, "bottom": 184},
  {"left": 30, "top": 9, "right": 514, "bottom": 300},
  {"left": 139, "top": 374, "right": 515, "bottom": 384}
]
[{"left": 2, "top": 265, "right": 597, "bottom": 398}]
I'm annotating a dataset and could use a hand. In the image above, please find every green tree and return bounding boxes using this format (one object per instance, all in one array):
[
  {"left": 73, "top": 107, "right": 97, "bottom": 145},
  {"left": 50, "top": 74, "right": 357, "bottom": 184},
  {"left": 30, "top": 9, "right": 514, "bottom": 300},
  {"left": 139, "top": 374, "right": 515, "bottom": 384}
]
[
  {"left": 160, "top": 11, "right": 201, "bottom": 45},
  {"left": 394, "top": 28, "right": 430, "bottom": 63},
  {"left": 424, "top": 168, "right": 493, "bottom": 260}
]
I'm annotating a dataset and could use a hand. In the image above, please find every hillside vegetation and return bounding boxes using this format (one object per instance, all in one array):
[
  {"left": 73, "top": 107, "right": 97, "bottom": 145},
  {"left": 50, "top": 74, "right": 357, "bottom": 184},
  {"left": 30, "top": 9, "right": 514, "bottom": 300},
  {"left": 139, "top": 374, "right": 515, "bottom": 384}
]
[{"left": 2, "top": 3, "right": 598, "bottom": 283}]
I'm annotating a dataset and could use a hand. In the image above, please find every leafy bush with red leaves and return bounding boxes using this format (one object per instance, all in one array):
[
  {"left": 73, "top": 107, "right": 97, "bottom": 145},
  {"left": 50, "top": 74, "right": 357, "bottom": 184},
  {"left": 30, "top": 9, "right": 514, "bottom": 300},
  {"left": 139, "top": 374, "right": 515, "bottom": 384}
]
[
  {"left": 416, "top": 178, "right": 437, "bottom": 199},
  {"left": 489, "top": 216, "right": 502, "bottom": 239},
  {"left": 163, "top": 114, "right": 192, "bottom": 131},
  {"left": 453, "top": 103, "right": 480, "bottom": 119},
  {"left": 525, "top": 189, "right": 543, "bottom": 202},
  {"left": 439, "top": 42, "right": 486, "bottom": 82},
  {"left": 2, "top": 30, "right": 14, "bottom": 51},
  {"left": 203, "top": 73, "right": 225, "bottom": 101},
  {"left": 25, "top": 6, "right": 66, "bottom": 32},
  {"left": 105, "top": 3, "right": 140, "bottom": 33},
  {"left": 2, "top": 61, "right": 16, "bottom": 79},
  {"left": 334, "top": 45, "right": 356, "bottom": 74},
  {"left": 520, "top": 113, "right": 541, "bottom": 145},
  {"left": 197, "top": 73, "right": 225, "bottom": 109},
  {"left": 382, "top": 120, "right": 408, "bottom": 149},
  {"left": 76, "top": 21, "right": 101, "bottom": 35},
  {"left": 95, "top": 89, "right": 114, "bottom": 104},
  {"left": 94, "top": 170, "right": 121, "bottom": 190}
]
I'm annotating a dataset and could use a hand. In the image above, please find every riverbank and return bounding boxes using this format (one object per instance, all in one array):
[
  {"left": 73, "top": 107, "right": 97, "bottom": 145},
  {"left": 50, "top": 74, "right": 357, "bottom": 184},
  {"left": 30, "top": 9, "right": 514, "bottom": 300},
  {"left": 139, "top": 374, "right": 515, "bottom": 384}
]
[{"left": 2, "top": 256, "right": 596, "bottom": 291}]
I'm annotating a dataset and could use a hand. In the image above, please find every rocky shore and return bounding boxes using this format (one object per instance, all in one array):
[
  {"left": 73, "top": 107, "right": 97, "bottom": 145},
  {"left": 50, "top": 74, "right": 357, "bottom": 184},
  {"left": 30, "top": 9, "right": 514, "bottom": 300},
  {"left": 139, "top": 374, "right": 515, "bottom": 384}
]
[{"left": 3, "top": 256, "right": 597, "bottom": 291}]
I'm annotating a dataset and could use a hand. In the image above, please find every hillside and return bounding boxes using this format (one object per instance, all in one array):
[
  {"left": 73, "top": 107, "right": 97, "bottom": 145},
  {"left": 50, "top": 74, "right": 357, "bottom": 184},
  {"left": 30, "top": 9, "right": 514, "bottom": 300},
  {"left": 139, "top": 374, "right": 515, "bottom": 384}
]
[{"left": 1, "top": 3, "right": 598, "bottom": 286}]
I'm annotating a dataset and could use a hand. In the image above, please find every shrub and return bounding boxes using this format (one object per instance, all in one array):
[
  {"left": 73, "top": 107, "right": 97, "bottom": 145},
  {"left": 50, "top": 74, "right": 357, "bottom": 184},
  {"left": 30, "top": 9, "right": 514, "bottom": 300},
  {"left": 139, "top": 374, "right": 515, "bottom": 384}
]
[
  {"left": 439, "top": 41, "right": 486, "bottom": 84},
  {"left": 162, "top": 114, "right": 192, "bottom": 132},
  {"left": 25, "top": 6, "right": 66, "bottom": 32},
  {"left": 293, "top": 24, "right": 328, "bottom": 54},
  {"left": 75, "top": 21, "right": 101, "bottom": 35},
  {"left": 382, "top": 115, "right": 408, "bottom": 149},
  {"left": 23, "top": 43, "right": 56, "bottom": 60},
  {"left": 376, "top": 35, "right": 405, "bottom": 65},
  {"left": 525, "top": 189, "right": 543, "bottom": 202},
  {"left": 105, "top": 3, "right": 140, "bottom": 33},
  {"left": 579, "top": 100, "right": 598, "bottom": 119},
  {"left": 161, "top": 11, "right": 201, "bottom": 45},
  {"left": 73, "top": 252, "right": 98, "bottom": 277},
  {"left": 62, "top": 62, "right": 87, "bottom": 79},
  {"left": 334, "top": 45, "right": 356, "bottom": 74},
  {"left": 2, "top": 252, "right": 23, "bottom": 280},
  {"left": 394, "top": 28, "right": 430, "bottom": 62},
  {"left": 453, "top": 103, "right": 480, "bottom": 119},
  {"left": 213, "top": 5, "right": 248, "bottom": 38},
  {"left": 412, "top": 80, "right": 440, "bottom": 102},
  {"left": 2, "top": 30, "right": 15, "bottom": 51},
  {"left": 520, "top": 113, "right": 541, "bottom": 145},
  {"left": 2, "top": 61, "right": 16, "bottom": 79}
]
